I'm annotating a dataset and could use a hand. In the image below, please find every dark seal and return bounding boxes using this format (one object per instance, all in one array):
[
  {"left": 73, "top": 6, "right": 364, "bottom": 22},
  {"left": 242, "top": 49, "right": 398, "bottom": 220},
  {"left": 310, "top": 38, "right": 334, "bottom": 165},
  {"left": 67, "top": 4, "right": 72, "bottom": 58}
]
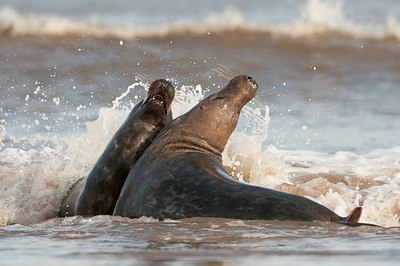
[
  {"left": 113, "top": 75, "right": 364, "bottom": 226},
  {"left": 59, "top": 79, "right": 175, "bottom": 217}
]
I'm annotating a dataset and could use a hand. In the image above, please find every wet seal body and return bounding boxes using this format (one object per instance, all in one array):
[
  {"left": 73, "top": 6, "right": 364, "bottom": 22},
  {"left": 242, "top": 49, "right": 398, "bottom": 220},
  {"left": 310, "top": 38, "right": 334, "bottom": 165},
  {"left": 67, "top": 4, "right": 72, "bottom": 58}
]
[
  {"left": 59, "top": 79, "right": 175, "bottom": 217},
  {"left": 114, "top": 75, "right": 365, "bottom": 226}
]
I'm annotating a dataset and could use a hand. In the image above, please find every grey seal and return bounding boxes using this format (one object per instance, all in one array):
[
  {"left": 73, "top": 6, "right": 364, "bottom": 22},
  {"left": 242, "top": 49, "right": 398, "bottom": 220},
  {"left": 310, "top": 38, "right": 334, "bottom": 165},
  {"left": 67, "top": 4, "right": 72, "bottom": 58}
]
[{"left": 59, "top": 79, "right": 175, "bottom": 217}]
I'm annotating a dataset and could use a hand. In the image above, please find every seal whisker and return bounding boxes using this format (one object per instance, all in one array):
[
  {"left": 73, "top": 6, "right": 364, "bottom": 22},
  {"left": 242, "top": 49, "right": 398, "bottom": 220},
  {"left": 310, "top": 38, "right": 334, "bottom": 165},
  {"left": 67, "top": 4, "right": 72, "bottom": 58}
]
[
  {"left": 213, "top": 68, "right": 231, "bottom": 80},
  {"left": 133, "top": 73, "right": 151, "bottom": 85},
  {"left": 217, "top": 64, "right": 236, "bottom": 77},
  {"left": 212, "top": 64, "right": 236, "bottom": 80},
  {"left": 172, "top": 98, "right": 186, "bottom": 106}
]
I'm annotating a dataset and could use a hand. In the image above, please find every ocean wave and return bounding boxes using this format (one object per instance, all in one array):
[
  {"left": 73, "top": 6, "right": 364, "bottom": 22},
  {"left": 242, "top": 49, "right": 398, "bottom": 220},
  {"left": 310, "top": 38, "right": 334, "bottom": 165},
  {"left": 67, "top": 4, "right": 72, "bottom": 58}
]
[{"left": 1, "top": 0, "right": 400, "bottom": 41}]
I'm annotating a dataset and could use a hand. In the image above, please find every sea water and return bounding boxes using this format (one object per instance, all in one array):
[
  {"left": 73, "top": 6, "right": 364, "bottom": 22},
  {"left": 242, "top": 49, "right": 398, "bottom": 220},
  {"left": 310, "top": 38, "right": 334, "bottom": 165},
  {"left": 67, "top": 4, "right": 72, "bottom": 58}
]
[{"left": 0, "top": 0, "right": 400, "bottom": 265}]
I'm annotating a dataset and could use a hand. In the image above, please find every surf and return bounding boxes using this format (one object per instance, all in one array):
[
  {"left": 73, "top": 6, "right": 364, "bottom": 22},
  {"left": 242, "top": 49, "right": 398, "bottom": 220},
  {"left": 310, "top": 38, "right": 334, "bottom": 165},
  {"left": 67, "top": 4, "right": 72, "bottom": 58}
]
[{"left": 1, "top": 0, "right": 400, "bottom": 41}]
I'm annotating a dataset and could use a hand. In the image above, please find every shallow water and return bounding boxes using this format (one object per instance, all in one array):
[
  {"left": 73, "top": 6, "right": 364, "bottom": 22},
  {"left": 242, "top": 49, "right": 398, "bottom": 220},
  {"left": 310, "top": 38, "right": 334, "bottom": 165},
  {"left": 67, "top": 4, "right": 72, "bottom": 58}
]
[
  {"left": 2, "top": 216, "right": 400, "bottom": 265},
  {"left": 0, "top": 0, "right": 400, "bottom": 264}
]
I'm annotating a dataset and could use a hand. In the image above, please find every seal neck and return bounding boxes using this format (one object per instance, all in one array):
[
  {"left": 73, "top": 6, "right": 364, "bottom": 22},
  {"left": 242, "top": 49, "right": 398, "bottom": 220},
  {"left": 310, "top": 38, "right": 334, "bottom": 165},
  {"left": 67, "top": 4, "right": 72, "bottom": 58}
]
[{"left": 160, "top": 131, "right": 222, "bottom": 161}]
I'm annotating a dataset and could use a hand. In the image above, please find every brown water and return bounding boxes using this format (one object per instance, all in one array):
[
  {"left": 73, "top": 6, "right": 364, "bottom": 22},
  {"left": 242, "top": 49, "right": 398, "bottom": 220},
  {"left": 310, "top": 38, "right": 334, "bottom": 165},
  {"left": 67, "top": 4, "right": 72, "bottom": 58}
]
[
  {"left": 1, "top": 31, "right": 399, "bottom": 151},
  {"left": 2, "top": 216, "right": 400, "bottom": 265}
]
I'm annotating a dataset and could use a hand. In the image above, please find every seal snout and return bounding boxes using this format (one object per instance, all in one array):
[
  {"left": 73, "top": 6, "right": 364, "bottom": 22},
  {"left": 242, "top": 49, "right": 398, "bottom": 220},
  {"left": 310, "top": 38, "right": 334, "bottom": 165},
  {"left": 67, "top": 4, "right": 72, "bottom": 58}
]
[
  {"left": 246, "top": 75, "right": 258, "bottom": 89},
  {"left": 151, "top": 94, "right": 164, "bottom": 104},
  {"left": 158, "top": 79, "right": 175, "bottom": 105},
  {"left": 145, "top": 79, "right": 175, "bottom": 113}
]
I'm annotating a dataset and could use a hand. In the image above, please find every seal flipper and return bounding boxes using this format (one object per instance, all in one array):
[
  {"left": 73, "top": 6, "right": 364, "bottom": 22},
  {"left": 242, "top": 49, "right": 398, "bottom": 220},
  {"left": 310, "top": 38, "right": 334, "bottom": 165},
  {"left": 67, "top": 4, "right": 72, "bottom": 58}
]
[{"left": 345, "top": 206, "right": 362, "bottom": 223}]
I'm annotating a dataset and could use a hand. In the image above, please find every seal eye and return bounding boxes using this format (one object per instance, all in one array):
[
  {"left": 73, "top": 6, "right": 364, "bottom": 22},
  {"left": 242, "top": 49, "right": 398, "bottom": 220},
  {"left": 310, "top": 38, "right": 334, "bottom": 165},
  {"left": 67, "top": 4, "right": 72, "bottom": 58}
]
[{"left": 151, "top": 94, "right": 164, "bottom": 104}]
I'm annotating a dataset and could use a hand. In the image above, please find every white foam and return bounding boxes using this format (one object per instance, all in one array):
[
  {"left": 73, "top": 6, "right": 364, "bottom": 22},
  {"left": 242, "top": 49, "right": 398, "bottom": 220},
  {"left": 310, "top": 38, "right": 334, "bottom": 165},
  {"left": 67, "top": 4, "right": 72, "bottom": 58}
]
[
  {"left": 0, "top": 84, "right": 140, "bottom": 226},
  {"left": 172, "top": 84, "right": 204, "bottom": 119},
  {"left": 1, "top": 0, "right": 400, "bottom": 41},
  {"left": 270, "top": 0, "right": 400, "bottom": 40},
  {"left": 223, "top": 141, "right": 400, "bottom": 227}
]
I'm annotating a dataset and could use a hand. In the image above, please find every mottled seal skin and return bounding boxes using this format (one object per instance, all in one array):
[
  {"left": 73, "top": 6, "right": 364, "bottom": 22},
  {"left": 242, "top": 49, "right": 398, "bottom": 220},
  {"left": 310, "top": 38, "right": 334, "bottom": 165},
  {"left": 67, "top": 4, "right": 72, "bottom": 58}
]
[
  {"left": 59, "top": 79, "right": 175, "bottom": 217},
  {"left": 114, "top": 75, "right": 363, "bottom": 225}
]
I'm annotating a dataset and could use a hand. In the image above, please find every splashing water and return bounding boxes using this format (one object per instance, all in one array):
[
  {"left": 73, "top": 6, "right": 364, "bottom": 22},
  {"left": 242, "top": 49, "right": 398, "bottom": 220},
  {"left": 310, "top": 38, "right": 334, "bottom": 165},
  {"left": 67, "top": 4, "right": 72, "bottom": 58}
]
[{"left": 1, "top": 79, "right": 399, "bottom": 227}]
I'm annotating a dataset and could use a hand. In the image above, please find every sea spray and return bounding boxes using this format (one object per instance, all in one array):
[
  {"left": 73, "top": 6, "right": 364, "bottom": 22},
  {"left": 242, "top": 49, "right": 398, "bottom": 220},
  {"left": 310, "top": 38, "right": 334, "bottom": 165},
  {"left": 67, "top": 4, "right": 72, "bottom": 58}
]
[
  {"left": 0, "top": 81, "right": 205, "bottom": 225},
  {"left": 0, "top": 82, "right": 146, "bottom": 225}
]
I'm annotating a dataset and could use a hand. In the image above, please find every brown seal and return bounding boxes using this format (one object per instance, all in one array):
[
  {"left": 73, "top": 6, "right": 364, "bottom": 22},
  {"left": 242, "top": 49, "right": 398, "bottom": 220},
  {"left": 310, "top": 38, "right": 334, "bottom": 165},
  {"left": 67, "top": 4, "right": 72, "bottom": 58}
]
[
  {"left": 113, "top": 75, "right": 365, "bottom": 225},
  {"left": 59, "top": 79, "right": 175, "bottom": 217}
]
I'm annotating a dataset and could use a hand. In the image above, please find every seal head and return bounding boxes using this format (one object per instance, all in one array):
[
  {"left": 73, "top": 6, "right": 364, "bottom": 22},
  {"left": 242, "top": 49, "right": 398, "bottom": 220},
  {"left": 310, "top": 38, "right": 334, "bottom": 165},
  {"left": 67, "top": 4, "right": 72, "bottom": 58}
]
[{"left": 155, "top": 75, "right": 258, "bottom": 158}]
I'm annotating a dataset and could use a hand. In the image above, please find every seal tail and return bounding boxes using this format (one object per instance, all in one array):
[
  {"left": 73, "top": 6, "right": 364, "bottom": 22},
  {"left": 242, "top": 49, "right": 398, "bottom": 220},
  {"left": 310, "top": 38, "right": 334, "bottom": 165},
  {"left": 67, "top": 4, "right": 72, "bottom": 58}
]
[
  {"left": 335, "top": 207, "right": 379, "bottom": 227},
  {"left": 345, "top": 206, "right": 362, "bottom": 223}
]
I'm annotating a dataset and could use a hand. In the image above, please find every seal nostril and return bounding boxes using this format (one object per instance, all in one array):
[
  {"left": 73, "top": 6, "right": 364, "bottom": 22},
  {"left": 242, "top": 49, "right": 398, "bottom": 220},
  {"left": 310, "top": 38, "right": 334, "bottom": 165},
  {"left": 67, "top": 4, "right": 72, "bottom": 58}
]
[
  {"left": 152, "top": 94, "right": 164, "bottom": 104},
  {"left": 247, "top": 75, "right": 258, "bottom": 88}
]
